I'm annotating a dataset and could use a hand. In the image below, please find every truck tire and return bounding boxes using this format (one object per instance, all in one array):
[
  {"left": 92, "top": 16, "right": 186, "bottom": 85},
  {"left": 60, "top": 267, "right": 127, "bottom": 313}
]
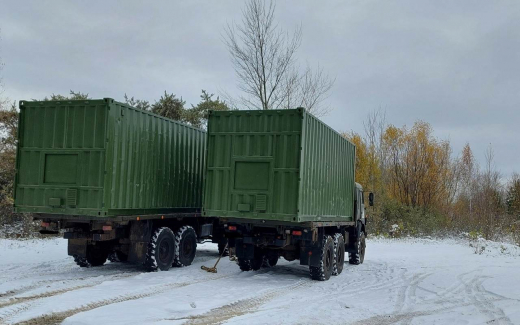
[
  {"left": 238, "top": 256, "right": 263, "bottom": 271},
  {"left": 238, "top": 247, "right": 263, "bottom": 271},
  {"left": 218, "top": 238, "right": 229, "bottom": 257},
  {"left": 309, "top": 235, "right": 334, "bottom": 281},
  {"left": 173, "top": 226, "right": 197, "bottom": 267},
  {"left": 262, "top": 251, "right": 279, "bottom": 267},
  {"left": 108, "top": 251, "right": 128, "bottom": 263},
  {"left": 349, "top": 232, "right": 366, "bottom": 265},
  {"left": 332, "top": 233, "right": 345, "bottom": 275},
  {"left": 144, "top": 227, "right": 176, "bottom": 271},
  {"left": 74, "top": 245, "right": 109, "bottom": 267}
]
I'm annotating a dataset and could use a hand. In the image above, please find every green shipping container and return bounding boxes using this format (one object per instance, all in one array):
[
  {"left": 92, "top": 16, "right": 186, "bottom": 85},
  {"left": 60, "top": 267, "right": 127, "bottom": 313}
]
[
  {"left": 14, "top": 98, "right": 206, "bottom": 217},
  {"left": 202, "top": 108, "right": 356, "bottom": 223}
]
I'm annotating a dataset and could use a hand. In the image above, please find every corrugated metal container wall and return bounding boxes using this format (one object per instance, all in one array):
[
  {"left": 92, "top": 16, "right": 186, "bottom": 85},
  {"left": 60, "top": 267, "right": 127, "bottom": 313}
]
[
  {"left": 14, "top": 98, "right": 205, "bottom": 217},
  {"left": 298, "top": 113, "right": 356, "bottom": 222},
  {"left": 202, "top": 108, "right": 356, "bottom": 223}
]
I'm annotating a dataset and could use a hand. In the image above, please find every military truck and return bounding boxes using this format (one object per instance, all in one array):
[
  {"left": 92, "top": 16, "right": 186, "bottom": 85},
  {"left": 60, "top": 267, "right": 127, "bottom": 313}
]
[
  {"left": 13, "top": 98, "right": 226, "bottom": 271},
  {"left": 202, "top": 108, "right": 372, "bottom": 280}
]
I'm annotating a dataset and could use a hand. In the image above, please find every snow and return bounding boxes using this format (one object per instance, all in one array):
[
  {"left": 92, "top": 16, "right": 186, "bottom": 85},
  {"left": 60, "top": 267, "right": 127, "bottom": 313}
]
[{"left": 1, "top": 237, "right": 519, "bottom": 324}]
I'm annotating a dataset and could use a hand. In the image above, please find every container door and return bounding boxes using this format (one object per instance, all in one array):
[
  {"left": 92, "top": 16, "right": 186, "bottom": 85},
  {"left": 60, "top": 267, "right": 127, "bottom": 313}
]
[
  {"left": 231, "top": 158, "right": 273, "bottom": 213},
  {"left": 14, "top": 100, "right": 108, "bottom": 216},
  {"left": 204, "top": 110, "right": 302, "bottom": 222}
]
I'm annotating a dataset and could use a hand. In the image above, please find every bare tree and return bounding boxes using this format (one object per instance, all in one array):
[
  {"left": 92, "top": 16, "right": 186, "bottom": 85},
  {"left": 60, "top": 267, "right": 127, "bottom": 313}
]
[
  {"left": 363, "top": 108, "right": 386, "bottom": 194},
  {"left": 288, "top": 65, "right": 335, "bottom": 116},
  {"left": 0, "top": 28, "right": 5, "bottom": 98},
  {"left": 224, "top": 0, "right": 334, "bottom": 115}
]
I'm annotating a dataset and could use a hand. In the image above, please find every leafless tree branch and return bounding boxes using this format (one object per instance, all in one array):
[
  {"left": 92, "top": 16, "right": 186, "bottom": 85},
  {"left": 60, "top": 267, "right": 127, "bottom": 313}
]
[{"left": 223, "top": 0, "right": 334, "bottom": 115}]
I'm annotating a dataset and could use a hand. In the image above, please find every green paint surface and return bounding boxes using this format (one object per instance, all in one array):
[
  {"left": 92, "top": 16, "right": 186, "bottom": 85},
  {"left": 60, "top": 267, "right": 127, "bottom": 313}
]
[
  {"left": 202, "top": 108, "right": 356, "bottom": 223},
  {"left": 14, "top": 98, "right": 206, "bottom": 217}
]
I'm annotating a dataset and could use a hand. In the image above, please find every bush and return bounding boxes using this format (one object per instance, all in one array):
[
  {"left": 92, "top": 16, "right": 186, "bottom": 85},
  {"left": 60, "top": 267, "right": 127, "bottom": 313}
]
[
  {"left": 0, "top": 213, "right": 39, "bottom": 238},
  {"left": 368, "top": 197, "right": 450, "bottom": 237}
]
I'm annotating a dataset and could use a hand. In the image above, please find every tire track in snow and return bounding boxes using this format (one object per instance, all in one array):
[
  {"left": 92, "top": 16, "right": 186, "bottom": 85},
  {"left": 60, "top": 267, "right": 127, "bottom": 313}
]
[
  {"left": 0, "top": 273, "right": 136, "bottom": 309},
  {"left": 0, "top": 264, "right": 138, "bottom": 290},
  {"left": 0, "top": 270, "right": 139, "bottom": 300},
  {"left": 0, "top": 273, "right": 137, "bottom": 324},
  {"left": 350, "top": 300, "right": 503, "bottom": 325},
  {"left": 0, "top": 262, "right": 77, "bottom": 283},
  {"left": 467, "top": 276, "right": 513, "bottom": 325},
  {"left": 168, "top": 280, "right": 311, "bottom": 325},
  {"left": 353, "top": 270, "right": 516, "bottom": 325},
  {"left": 427, "top": 269, "right": 478, "bottom": 301},
  {"left": 7, "top": 273, "right": 234, "bottom": 325},
  {"left": 322, "top": 267, "right": 407, "bottom": 303},
  {"left": 392, "top": 271, "right": 414, "bottom": 314},
  {"left": 399, "top": 273, "right": 433, "bottom": 325}
]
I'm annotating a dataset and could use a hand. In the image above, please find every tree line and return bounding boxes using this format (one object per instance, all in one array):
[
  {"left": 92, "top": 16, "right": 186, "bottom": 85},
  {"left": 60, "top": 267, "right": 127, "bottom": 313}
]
[
  {"left": 1, "top": 0, "right": 518, "bottom": 243},
  {"left": 345, "top": 111, "right": 520, "bottom": 244}
]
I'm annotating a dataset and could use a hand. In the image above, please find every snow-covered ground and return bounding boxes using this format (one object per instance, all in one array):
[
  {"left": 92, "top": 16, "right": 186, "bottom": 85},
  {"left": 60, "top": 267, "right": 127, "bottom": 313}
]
[{"left": 1, "top": 237, "right": 519, "bottom": 325}]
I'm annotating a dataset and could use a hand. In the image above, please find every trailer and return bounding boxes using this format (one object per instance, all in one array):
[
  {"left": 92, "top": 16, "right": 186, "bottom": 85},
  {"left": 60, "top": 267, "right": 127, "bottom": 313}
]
[
  {"left": 202, "top": 108, "right": 372, "bottom": 280},
  {"left": 13, "top": 98, "right": 226, "bottom": 271}
]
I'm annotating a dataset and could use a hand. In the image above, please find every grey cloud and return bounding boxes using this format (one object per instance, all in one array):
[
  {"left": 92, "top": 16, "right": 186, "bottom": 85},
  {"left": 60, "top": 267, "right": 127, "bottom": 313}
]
[{"left": 0, "top": 0, "right": 518, "bottom": 177}]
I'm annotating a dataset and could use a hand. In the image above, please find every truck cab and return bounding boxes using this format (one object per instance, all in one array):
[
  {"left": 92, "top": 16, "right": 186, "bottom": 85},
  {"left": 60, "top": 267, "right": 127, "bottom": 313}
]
[{"left": 355, "top": 182, "right": 366, "bottom": 222}]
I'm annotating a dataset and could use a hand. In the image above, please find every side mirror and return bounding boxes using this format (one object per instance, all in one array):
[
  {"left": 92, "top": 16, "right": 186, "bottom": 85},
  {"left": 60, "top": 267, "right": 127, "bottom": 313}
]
[{"left": 368, "top": 192, "right": 374, "bottom": 207}]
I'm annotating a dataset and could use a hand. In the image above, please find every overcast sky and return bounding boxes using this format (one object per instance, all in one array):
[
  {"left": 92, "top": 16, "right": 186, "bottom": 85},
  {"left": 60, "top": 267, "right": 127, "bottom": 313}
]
[{"left": 0, "top": 0, "right": 518, "bottom": 178}]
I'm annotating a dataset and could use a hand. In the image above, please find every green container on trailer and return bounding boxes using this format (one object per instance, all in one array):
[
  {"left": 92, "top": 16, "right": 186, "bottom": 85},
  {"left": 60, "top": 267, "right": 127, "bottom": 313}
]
[
  {"left": 202, "top": 108, "right": 356, "bottom": 223},
  {"left": 14, "top": 98, "right": 206, "bottom": 217}
]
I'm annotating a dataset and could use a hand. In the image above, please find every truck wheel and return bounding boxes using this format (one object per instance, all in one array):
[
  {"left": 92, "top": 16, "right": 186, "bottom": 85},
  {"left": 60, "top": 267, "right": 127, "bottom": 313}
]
[
  {"left": 74, "top": 245, "right": 109, "bottom": 267},
  {"left": 238, "top": 258, "right": 253, "bottom": 271},
  {"left": 108, "top": 251, "right": 128, "bottom": 263},
  {"left": 332, "top": 233, "right": 345, "bottom": 275},
  {"left": 173, "top": 226, "right": 197, "bottom": 267},
  {"left": 74, "top": 255, "right": 90, "bottom": 267},
  {"left": 218, "top": 238, "right": 229, "bottom": 256},
  {"left": 262, "top": 251, "right": 279, "bottom": 267},
  {"left": 144, "top": 227, "right": 176, "bottom": 271},
  {"left": 309, "top": 235, "right": 334, "bottom": 281},
  {"left": 349, "top": 232, "right": 366, "bottom": 265},
  {"left": 238, "top": 247, "right": 263, "bottom": 271},
  {"left": 237, "top": 256, "right": 263, "bottom": 271}
]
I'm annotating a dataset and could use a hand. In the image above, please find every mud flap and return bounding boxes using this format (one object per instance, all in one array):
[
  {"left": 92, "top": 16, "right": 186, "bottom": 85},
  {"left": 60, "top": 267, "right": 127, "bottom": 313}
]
[
  {"left": 200, "top": 223, "right": 213, "bottom": 238},
  {"left": 235, "top": 238, "right": 254, "bottom": 259},
  {"left": 128, "top": 242, "right": 147, "bottom": 264},
  {"left": 127, "top": 220, "right": 153, "bottom": 264},
  {"left": 345, "top": 226, "right": 359, "bottom": 253},
  {"left": 308, "top": 246, "right": 323, "bottom": 267},
  {"left": 68, "top": 239, "right": 87, "bottom": 257}
]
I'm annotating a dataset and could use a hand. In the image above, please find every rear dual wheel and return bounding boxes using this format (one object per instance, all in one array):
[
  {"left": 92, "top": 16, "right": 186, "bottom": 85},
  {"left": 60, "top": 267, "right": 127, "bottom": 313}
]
[
  {"left": 238, "top": 247, "right": 278, "bottom": 271},
  {"left": 238, "top": 247, "right": 264, "bottom": 271},
  {"left": 74, "top": 244, "right": 109, "bottom": 268},
  {"left": 262, "top": 251, "right": 279, "bottom": 268},
  {"left": 144, "top": 226, "right": 198, "bottom": 272},
  {"left": 173, "top": 226, "right": 197, "bottom": 267},
  {"left": 108, "top": 251, "right": 128, "bottom": 263},
  {"left": 144, "top": 227, "right": 176, "bottom": 271}
]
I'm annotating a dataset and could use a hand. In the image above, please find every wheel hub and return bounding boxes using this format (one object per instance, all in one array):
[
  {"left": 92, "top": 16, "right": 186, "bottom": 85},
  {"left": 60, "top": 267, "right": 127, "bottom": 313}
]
[{"left": 159, "top": 240, "right": 171, "bottom": 262}]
